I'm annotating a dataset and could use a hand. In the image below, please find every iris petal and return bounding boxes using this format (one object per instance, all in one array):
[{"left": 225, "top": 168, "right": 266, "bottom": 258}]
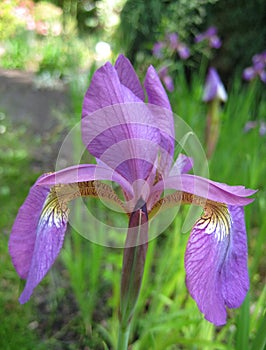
[
  {"left": 154, "top": 174, "right": 256, "bottom": 206},
  {"left": 221, "top": 206, "right": 249, "bottom": 308},
  {"left": 144, "top": 67, "right": 176, "bottom": 175},
  {"left": 82, "top": 58, "right": 161, "bottom": 184},
  {"left": 83, "top": 104, "right": 160, "bottom": 184},
  {"left": 114, "top": 54, "right": 145, "bottom": 101},
  {"left": 37, "top": 164, "right": 133, "bottom": 197},
  {"left": 144, "top": 66, "right": 172, "bottom": 111},
  {"left": 9, "top": 179, "right": 68, "bottom": 303},
  {"left": 185, "top": 204, "right": 249, "bottom": 325},
  {"left": 10, "top": 168, "right": 127, "bottom": 303},
  {"left": 82, "top": 61, "right": 138, "bottom": 116},
  {"left": 19, "top": 191, "right": 68, "bottom": 304},
  {"left": 9, "top": 177, "right": 50, "bottom": 279},
  {"left": 203, "top": 67, "right": 227, "bottom": 102}
]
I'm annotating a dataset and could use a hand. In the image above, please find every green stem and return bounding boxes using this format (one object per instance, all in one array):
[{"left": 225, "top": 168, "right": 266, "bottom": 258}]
[{"left": 117, "top": 324, "right": 130, "bottom": 350}]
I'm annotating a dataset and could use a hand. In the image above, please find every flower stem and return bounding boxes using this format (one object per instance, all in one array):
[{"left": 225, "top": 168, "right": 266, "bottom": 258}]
[
  {"left": 118, "top": 199, "right": 148, "bottom": 349},
  {"left": 117, "top": 324, "right": 130, "bottom": 350}
]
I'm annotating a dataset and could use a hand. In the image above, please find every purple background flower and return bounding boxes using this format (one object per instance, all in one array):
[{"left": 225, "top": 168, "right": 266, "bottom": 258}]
[
  {"left": 243, "top": 50, "right": 266, "bottom": 83},
  {"left": 203, "top": 67, "right": 227, "bottom": 102},
  {"left": 195, "top": 26, "right": 222, "bottom": 49}
]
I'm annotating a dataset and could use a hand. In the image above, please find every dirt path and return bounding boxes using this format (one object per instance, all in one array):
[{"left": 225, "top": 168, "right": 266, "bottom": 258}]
[
  {"left": 0, "top": 69, "right": 73, "bottom": 170},
  {"left": 0, "top": 69, "right": 70, "bottom": 133}
]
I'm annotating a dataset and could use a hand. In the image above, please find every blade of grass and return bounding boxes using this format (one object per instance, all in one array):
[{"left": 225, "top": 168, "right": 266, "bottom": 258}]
[{"left": 236, "top": 292, "right": 250, "bottom": 350}]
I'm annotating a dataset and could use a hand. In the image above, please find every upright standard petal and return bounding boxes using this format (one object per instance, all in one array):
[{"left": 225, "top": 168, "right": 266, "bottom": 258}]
[
  {"left": 83, "top": 61, "right": 132, "bottom": 116},
  {"left": 82, "top": 60, "right": 161, "bottom": 184},
  {"left": 82, "top": 58, "right": 143, "bottom": 117},
  {"left": 144, "top": 65, "right": 172, "bottom": 111},
  {"left": 83, "top": 104, "right": 160, "bottom": 184},
  {"left": 144, "top": 66, "right": 175, "bottom": 175},
  {"left": 185, "top": 204, "right": 249, "bottom": 325},
  {"left": 114, "top": 54, "right": 145, "bottom": 101}
]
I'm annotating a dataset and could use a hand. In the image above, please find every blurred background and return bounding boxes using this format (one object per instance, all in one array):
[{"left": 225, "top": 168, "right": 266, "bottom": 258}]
[{"left": 1, "top": 0, "right": 265, "bottom": 349}]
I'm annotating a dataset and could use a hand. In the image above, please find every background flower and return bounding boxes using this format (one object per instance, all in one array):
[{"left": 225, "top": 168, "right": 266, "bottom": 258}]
[
  {"left": 243, "top": 50, "right": 266, "bottom": 83},
  {"left": 195, "top": 26, "right": 222, "bottom": 49}
]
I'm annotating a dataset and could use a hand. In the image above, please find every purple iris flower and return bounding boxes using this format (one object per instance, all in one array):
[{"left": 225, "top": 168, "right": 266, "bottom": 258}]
[
  {"left": 244, "top": 120, "right": 266, "bottom": 136},
  {"left": 252, "top": 50, "right": 266, "bottom": 66},
  {"left": 167, "top": 33, "right": 190, "bottom": 60},
  {"left": 203, "top": 67, "right": 227, "bottom": 103},
  {"left": 243, "top": 50, "right": 266, "bottom": 83},
  {"left": 195, "top": 26, "right": 222, "bottom": 49},
  {"left": 259, "top": 121, "right": 266, "bottom": 136},
  {"left": 9, "top": 54, "right": 255, "bottom": 326},
  {"left": 202, "top": 67, "right": 227, "bottom": 158},
  {"left": 158, "top": 66, "right": 174, "bottom": 92},
  {"left": 244, "top": 121, "right": 258, "bottom": 133}
]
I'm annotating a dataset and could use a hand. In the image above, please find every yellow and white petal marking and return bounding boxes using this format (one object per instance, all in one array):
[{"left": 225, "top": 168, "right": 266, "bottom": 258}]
[
  {"left": 195, "top": 202, "right": 231, "bottom": 241},
  {"left": 149, "top": 191, "right": 231, "bottom": 241},
  {"left": 40, "top": 181, "right": 126, "bottom": 227},
  {"left": 41, "top": 186, "right": 69, "bottom": 228}
]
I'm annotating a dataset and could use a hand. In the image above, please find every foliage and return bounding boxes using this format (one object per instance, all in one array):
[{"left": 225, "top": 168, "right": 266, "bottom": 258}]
[
  {"left": 117, "top": 0, "right": 163, "bottom": 62},
  {"left": 205, "top": 0, "right": 266, "bottom": 80},
  {"left": 37, "top": 36, "right": 84, "bottom": 76},
  {"left": 0, "top": 113, "right": 44, "bottom": 349},
  {"left": 0, "top": 114, "right": 37, "bottom": 231},
  {"left": 0, "top": 30, "right": 33, "bottom": 70},
  {"left": 0, "top": 0, "right": 93, "bottom": 75},
  {"left": 158, "top": 0, "right": 219, "bottom": 40},
  {"left": 0, "top": 0, "right": 25, "bottom": 41},
  {"left": 117, "top": 0, "right": 219, "bottom": 63},
  {"left": 117, "top": 0, "right": 266, "bottom": 81}
]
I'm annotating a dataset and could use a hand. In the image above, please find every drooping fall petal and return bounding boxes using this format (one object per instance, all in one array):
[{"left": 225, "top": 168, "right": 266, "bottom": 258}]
[
  {"left": 153, "top": 174, "right": 256, "bottom": 206},
  {"left": 9, "top": 179, "right": 68, "bottom": 303},
  {"left": 18, "top": 188, "right": 68, "bottom": 303},
  {"left": 37, "top": 164, "right": 133, "bottom": 197},
  {"left": 185, "top": 205, "right": 249, "bottom": 325},
  {"left": 9, "top": 164, "right": 130, "bottom": 303},
  {"left": 9, "top": 176, "right": 50, "bottom": 279}
]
